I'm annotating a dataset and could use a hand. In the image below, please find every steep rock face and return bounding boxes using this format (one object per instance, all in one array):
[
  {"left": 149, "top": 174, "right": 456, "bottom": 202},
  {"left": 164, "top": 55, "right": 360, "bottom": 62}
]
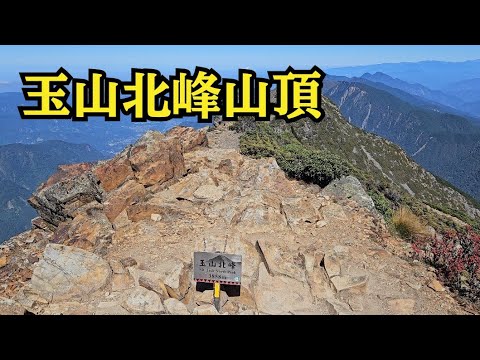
[
  {"left": 29, "top": 128, "right": 198, "bottom": 230},
  {"left": 0, "top": 142, "right": 105, "bottom": 244},
  {"left": 0, "top": 126, "right": 470, "bottom": 315}
]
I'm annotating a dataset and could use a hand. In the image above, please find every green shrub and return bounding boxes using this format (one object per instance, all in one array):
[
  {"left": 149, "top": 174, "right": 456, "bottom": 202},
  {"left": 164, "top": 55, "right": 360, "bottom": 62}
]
[
  {"left": 368, "top": 190, "right": 393, "bottom": 219},
  {"left": 275, "top": 144, "right": 351, "bottom": 187},
  {"left": 240, "top": 123, "right": 352, "bottom": 187}
]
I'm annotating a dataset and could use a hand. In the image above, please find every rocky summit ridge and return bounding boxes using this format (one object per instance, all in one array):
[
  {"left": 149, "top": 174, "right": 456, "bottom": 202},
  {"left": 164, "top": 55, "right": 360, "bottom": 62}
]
[{"left": 0, "top": 126, "right": 470, "bottom": 315}]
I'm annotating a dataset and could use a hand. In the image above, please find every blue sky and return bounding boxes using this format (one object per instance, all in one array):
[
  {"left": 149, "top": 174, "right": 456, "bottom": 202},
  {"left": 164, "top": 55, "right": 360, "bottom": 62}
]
[{"left": 1, "top": 45, "right": 480, "bottom": 89}]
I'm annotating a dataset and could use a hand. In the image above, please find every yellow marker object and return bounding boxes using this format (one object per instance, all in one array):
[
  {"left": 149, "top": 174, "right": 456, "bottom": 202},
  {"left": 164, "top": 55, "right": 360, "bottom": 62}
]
[{"left": 214, "top": 282, "right": 220, "bottom": 298}]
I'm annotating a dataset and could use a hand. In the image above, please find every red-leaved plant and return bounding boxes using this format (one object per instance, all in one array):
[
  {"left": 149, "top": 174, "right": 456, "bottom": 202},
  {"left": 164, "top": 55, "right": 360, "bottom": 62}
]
[{"left": 412, "top": 226, "right": 480, "bottom": 302}]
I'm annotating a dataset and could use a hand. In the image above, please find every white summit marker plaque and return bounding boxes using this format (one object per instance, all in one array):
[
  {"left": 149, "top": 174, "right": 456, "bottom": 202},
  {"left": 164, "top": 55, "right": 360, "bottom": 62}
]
[{"left": 193, "top": 251, "right": 242, "bottom": 285}]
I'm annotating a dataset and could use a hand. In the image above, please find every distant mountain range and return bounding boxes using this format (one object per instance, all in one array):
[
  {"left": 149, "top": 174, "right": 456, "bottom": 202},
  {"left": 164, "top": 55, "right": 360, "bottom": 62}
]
[
  {"left": 325, "top": 78, "right": 480, "bottom": 202},
  {"left": 360, "top": 72, "right": 465, "bottom": 111},
  {"left": 328, "top": 60, "right": 480, "bottom": 119},
  {"left": 0, "top": 92, "right": 207, "bottom": 156},
  {"left": 444, "top": 78, "right": 480, "bottom": 116},
  {"left": 324, "top": 74, "right": 476, "bottom": 121},
  {"left": 0, "top": 141, "right": 104, "bottom": 242},
  {"left": 327, "top": 59, "right": 480, "bottom": 90}
]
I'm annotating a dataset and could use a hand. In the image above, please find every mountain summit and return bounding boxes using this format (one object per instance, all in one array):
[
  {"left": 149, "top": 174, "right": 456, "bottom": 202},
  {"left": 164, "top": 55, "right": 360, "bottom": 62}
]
[{"left": 0, "top": 123, "right": 471, "bottom": 315}]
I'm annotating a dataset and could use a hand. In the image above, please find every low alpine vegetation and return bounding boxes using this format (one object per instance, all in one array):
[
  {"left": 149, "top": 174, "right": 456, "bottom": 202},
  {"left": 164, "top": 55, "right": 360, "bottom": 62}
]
[{"left": 413, "top": 227, "right": 480, "bottom": 305}]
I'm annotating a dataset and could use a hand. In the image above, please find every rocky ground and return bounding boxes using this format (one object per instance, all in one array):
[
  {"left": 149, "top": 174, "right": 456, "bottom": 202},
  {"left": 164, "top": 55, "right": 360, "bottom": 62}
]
[{"left": 0, "top": 126, "right": 472, "bottom": 315}]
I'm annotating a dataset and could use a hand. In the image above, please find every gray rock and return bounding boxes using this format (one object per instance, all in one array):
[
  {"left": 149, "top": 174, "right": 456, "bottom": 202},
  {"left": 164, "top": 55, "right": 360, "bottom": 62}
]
[
  {"left": 109, "top": 259, "right": 126, "bottom": 274},
  {"left": 164, "top": 298, "right": 190, "bottom": 315},
  {"left": 322, "top": 176, "right": 376, "bottom": 212},
  {"left": 29, "top": 172, "right": 103, "bottom": 226},
  {"left": 122, "top": 286, "right": 165, "bottom": 314},
  {"left": 406, "top": 281, "right": 422, "bottom": 290}
]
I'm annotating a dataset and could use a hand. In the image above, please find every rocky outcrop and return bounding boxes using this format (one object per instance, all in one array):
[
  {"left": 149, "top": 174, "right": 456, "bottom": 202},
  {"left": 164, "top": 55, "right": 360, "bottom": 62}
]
[
  {"left": 52, "top": 209, "right": 113, "bottom": 254},
  {"left": 28, "top": 172, "right": 103, "bottom": 227},
  {"left": 30, "top": 244, "right": 111, "bottom": 302},
  {"left": 165, "top": 126, "right": 208, "bottom": 152},
  {"left": 128, "top": 131, "right": 185, "bottom": 187},
  {"left": 29, "top": 129, "right": 190, "bottom": 229},
  {"left": 322, "top": 176, "right": 376, "bottom": 213},
  {"left": 0, "top": 127, "right": 471, "bottom": 315},
  {"left": 40, "top": 163, "right": 96, "bottom": 191},
  {"left": 103, "top": 180, "right": 146, "bottom": 223},
  {"left": 94, "top": 151, "right": 134, "bottom": 192}
]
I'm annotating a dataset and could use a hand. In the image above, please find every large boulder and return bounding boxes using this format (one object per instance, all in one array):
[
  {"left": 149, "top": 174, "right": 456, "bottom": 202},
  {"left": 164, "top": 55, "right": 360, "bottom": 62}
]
[
  {"left": 94, "top": 127, "right": 204, "bottom": 192},
  {"left": 322, "top": 176, "right": 376, "bottom": 212},
  {"left": 29, "top": 172, "right": 103, "bottom": 226},
  {"left": 254, "top": 263, "right": 314, "bottom": 315},
  {"left": 30, "top": 244, "right": 111, "bottom": 302},
  {"left": 122, "top": 286, "right": 165, "bottom": 314}
]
